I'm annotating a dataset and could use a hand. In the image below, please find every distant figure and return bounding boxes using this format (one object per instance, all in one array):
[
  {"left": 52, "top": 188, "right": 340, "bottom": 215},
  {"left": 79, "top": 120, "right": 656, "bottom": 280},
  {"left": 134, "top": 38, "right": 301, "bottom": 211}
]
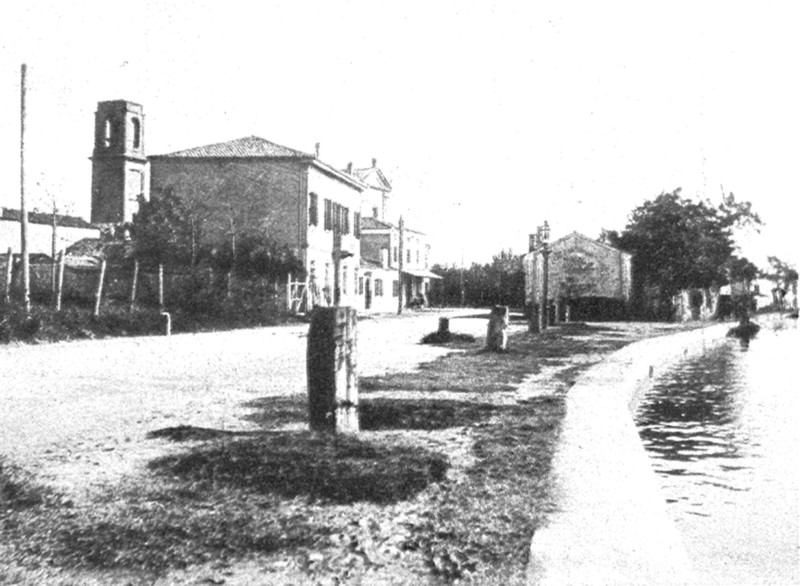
[{"left": 486, "top": 305, "right": 509, "bottom": 352}]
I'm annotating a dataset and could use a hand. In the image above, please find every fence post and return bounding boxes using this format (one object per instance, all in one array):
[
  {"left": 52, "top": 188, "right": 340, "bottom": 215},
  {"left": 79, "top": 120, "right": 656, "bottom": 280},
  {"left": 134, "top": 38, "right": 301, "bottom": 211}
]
[
  {"left": 4, "top": 248, "right": 12, "bottom": 303},
  {"left": 55, "top": 250, "right": 65, "bottom": 311},
  {"left": 158, "top": 262, "right": 164, "bottom": 310},
  {"left": 307, "top": 306, "right": 359, "bottom": 433},
  {"left": 129, "top": 259, "right": 139, "bottom": 312},
  {"left": 93, "top": 259, "right": 107, "bottom": 318},
  {"left": 286, "top": 272, "right": 293, "bottom": 312}
]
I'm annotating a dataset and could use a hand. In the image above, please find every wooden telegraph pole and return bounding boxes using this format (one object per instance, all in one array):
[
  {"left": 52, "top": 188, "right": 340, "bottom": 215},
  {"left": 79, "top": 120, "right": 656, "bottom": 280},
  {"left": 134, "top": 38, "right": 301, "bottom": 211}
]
[
  {"left": 20, "top": 64, "right": 31, "bottom": 314},
  {"left": 397, "top": 215, "right": 404, "bottom": 314},
  {"left": 537, "top": 221, "right": 551, "bottom": 331}
]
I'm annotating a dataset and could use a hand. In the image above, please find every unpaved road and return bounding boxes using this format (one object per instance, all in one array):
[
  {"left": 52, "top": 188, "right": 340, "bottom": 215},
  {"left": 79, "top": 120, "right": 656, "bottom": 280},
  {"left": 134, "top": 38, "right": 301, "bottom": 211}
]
[{"left": 0, "top": 309, "right": 490, "bottom": 498}]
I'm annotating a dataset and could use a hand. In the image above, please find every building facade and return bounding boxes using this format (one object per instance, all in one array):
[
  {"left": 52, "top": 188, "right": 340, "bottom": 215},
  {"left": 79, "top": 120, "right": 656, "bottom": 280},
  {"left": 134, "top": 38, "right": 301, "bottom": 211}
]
[
  {"left": 356, "top": 216, "right": 439, "bottom": 313},
  {"left": 524, "top": 231, "right": 632, "bottom": 321}
]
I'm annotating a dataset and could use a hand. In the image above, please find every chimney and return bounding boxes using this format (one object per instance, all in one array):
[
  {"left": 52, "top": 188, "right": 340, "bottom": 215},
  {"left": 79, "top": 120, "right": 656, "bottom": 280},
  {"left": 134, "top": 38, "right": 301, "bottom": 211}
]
[
  {"left": 372, "top": 158, "right": 377, "bottom": 168},
  {"left": 346, "top": 162, "right": 353, "bottom": 174},
  {"left": 315, "top": 142, "right": 320, "bottom": 158}
]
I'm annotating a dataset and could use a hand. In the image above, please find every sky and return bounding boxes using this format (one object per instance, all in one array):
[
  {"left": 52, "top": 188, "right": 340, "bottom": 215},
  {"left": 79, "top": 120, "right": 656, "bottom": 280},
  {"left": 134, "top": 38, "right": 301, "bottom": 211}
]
[{"left": 1, "top": 1, "right": 798, "bottom": 269}]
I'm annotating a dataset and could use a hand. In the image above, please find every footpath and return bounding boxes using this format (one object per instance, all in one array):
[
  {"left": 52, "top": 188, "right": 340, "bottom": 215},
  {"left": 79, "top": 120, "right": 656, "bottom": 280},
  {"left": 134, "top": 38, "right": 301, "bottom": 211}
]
[{"left": 527, "top": 321, "right": 733, "bottom": 585}]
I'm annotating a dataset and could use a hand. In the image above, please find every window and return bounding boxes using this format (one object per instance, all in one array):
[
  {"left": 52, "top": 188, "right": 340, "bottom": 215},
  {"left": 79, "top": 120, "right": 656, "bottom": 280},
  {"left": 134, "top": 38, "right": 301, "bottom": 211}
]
[
  {"left": 342, "top": 265, "right": 347, "bottom": 295},
  {"left": 372, "top": 206, "right": 379, "bottom": 218},
  {"left": 132, "top": 117, "right": 141, "bottom": 149},
  {"left": 309, "top": 193, "right": 319, "bottom": 226},
  {"left": 354, "top": 268, "right": 359, "bottom": 295},
  {"left": 392, "top": 280, "right": 399, "bottom": 297},
  {"left": 343, "top": 207, "right": 350, "bottom": 235},
  {"left": 407, "top": 250, "right": 411, "bottom": 263},
  {"left": 393, "top": 247, "right": 398, "bottom": 263},
  {"left": 354, "top": 212, "right": 361, "bottom": 238},
  {"left": 358, "top": 277, "right": 364, "bottom": 295},
  {"left": 416, "top": 250, "right": 420, "bottom": 264},
  {"left": 104, "top": 119, "right": 112, "bottom": 148},
  {"left": 375, "top": 279, "right": 383, "bottom": 297},
  {"left": 324, "top": 199, "right": 332, "bottom": 231}
]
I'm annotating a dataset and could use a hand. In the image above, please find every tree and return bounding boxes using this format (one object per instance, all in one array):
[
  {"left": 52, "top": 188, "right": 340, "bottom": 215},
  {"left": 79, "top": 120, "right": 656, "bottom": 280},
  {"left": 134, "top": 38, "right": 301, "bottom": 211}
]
[
  {"left": 608, "top": 188, "right": 761, "bottom": 302},
  {"left": 131, "top": 190, "right": 198, "bottom": 268},
  {"left": 764, "top": 256, "right": 798, "bottom": 309}
]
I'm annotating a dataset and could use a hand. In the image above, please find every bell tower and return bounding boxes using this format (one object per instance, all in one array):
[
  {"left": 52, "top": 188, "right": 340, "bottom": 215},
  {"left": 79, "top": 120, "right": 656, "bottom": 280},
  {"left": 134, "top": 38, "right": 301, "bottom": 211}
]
[{"left": 90, "top": 100, "right": 147, "bottom": 224}]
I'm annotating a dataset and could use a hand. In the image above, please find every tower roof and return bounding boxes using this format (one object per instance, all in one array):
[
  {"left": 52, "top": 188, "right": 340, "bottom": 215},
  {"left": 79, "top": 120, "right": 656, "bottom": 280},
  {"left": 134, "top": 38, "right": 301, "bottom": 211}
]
[{"left": 150, "top": 136, "right": 313, "bottom": 159}]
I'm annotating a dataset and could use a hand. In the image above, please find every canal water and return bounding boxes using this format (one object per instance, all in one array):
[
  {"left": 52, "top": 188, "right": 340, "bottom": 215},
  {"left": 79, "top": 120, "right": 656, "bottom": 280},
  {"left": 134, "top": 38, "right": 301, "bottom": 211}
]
[{"left": 636, "top": 319, "right": 799, "bottom": 585}]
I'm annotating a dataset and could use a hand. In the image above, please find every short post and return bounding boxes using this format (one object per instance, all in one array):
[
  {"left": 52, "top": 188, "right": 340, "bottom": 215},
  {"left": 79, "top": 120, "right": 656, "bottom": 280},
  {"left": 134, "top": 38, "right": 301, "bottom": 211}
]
[
  {"left": 158, "top": 262, "right": 165, "bottom": 310},
  {"left": 55, "top": 250, "right": 65, "bottom": 311},
  {"left": 438, "top": 317, "right": 450, "bottom": 336},
  {"left": 486, "top": 305, "right": 509, "bottom": 351},
  {"left": 129, "top": 259, "right": 139, "bottom": 312},
  {"left": 93, "top": 259, "right": 107, "bottom": 318},
  {"left": 5, "top": 247, "right": 13, "bottom": 303},
  {"left": 307, "top": 306, "right": 359, "bottom": 433},
  {"left": 161, "top": 311, "right": 172, "bottom": 336}
]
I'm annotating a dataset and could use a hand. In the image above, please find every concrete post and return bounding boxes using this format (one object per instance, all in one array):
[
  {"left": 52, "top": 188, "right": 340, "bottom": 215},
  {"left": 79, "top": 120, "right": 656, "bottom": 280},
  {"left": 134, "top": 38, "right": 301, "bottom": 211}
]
[
  {"left": 486, "top": 305, "right": 509, "bottom": 351},
  {"left": 307, "top": 306, "right": 359, "bottom": 433},
  {"left": 438, "top": 317, "right": 450, "bottom": 336}
]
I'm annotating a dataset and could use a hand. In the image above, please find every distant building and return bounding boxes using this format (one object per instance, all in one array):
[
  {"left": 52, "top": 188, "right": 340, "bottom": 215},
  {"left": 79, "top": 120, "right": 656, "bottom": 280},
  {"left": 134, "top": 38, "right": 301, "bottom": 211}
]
[
  {"left": 343, "top": 159, "right": 441, "bottom": 312},
  {"left": 524, "top": 231, "right": 632, "bottom": 321},
  {"left": 356, "top": 216, "right": 439, "bottom": 312},
  {"left": 0, "top": 208, "right": 99, "bottom": 257},
  {"left": 348, "top": 158, "right": 393, "bottom": 222}
]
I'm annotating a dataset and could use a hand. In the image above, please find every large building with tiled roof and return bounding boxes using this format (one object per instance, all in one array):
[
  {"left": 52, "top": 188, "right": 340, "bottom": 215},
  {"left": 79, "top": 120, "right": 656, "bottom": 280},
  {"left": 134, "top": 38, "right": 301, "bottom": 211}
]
[{"left": 147, "top": 134, "right": 365, "bottom": 309}]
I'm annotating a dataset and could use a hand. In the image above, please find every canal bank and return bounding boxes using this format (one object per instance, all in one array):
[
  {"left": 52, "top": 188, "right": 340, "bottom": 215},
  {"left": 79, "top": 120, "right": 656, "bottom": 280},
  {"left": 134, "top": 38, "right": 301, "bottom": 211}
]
[{"left": 527, "top": 320, "right": 734, "bottom": 585}]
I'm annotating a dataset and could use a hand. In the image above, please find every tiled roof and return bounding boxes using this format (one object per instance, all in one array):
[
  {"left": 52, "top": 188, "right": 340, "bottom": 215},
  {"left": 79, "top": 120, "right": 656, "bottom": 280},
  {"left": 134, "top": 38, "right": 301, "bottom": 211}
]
[
  {"left": 360, "top": 216, "right": 393, "bottom": 230},
  {"left": 1, "top": 208, "right": 95, "bottom": 229},
  {"left": 66, "top": 238, "right": 133, "bottom": 262},
  {"left": 150, "top": 136, "right": 313, "bottom": 159}
]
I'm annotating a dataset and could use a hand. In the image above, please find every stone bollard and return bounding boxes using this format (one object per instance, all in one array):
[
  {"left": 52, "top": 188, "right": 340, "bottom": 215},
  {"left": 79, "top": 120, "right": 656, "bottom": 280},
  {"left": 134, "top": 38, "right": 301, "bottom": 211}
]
[
  {"left": 486, "top": 305, "right": 509, "bottom": 351},
  {"left": 307, "top": 306, "right": 359, "bottom": 433},
  {"left": 438, "top": 317, "right": 450, "bottom": 336}
]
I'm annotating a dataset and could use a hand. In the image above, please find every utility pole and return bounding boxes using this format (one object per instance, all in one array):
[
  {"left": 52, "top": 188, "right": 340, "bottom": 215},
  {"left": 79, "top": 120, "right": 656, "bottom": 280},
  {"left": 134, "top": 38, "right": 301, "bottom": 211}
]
[
  {"left": 537, "top": 221, "right": 551, "bottom": 331},
  {"left": 397, "top": 215, "right": 404, "bottom": 314},
  {"left": 20, "top": 64, "right": 31, "bottom": 314},
  {"left": 528, "top": 234, "right": 539, "bottom": 333}
]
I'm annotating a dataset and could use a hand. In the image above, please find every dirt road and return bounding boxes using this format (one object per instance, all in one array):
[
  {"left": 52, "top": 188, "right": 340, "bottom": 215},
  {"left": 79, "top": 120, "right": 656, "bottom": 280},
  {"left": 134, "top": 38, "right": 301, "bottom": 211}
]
[{"left": 0, "top": 309, "right": 489, "bottom": 498}]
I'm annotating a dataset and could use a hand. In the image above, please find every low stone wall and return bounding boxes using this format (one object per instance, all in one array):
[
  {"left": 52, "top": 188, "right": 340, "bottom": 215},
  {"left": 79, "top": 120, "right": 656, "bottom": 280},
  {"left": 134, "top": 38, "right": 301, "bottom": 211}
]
[{"left": 527, "top": 322, "right": 732, "bottom": 585}]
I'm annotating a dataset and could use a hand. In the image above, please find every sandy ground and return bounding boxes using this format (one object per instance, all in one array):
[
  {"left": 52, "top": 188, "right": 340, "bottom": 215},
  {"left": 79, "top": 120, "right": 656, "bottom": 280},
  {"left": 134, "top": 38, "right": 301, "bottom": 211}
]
[{"left": 0, "top": 309, "right": 490, "bottom": 500}]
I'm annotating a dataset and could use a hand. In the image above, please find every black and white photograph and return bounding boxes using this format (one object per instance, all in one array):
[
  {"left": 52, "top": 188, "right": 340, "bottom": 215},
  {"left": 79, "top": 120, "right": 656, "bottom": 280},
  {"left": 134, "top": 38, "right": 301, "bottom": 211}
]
[{"left": 1, "top": 2, "right": 798, "bottom": 584}]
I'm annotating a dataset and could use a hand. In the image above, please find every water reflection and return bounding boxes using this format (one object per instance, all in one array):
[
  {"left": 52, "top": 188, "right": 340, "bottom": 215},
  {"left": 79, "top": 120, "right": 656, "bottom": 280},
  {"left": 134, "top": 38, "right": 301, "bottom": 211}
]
[
  {"left": 637, "top": 344, "right": 749, "bottom": 467},
  {"left": 635, "top": 322, "right": 799, "bottom": 584}
]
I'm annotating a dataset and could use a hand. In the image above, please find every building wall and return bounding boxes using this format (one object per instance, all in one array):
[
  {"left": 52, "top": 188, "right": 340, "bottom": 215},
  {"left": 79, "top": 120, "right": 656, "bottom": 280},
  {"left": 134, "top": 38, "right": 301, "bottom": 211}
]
[
  {"left": 305, "top": 166, "right": 362, "bottom": 308},
  {"left": 525, "top": 232, "right": 632, "bottom": 306},
  {"left": 0, "top": 219, "right": 100, "bottom": 256},
  {"left": 358, "top": 266, "right": 401, "bottom": 313},
  {"left": 360, "top": 185, "right": 388, "bottom": 222},
  {"left": 149, "top": 158, "right": 306, "bottom": 252}
]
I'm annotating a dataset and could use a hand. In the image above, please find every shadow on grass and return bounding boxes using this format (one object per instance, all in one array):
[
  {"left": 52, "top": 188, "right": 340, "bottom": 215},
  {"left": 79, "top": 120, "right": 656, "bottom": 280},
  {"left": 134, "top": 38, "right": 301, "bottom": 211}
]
[
  {"left": 242, "top": 394, "right": 501, "bottom": 432},
  {"left": 148, "top": 430, "right": 447, "bottom": 505}
]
